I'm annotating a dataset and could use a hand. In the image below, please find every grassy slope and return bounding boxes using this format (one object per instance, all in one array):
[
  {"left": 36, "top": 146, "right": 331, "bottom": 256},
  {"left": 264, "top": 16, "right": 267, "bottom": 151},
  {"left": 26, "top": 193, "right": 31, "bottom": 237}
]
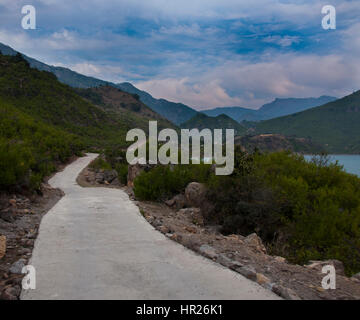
[{"left": 254, "top": 91, "right": 360, "bottom": 153}]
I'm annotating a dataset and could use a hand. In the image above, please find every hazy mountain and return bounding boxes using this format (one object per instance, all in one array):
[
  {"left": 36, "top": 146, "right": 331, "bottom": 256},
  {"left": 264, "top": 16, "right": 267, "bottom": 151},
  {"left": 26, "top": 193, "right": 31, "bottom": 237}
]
[
  {"left": 258, "top": 96, "right": 337, "bottom": 119},
  {"left": 202, "top": 107, "right": 258, "bottom": 122},
  {"left": 0, "top": 42, "right": 198, "bottom": 125},
  {"left": 116, "top": 82, "right": 198, "bottom": 125},
  {"left": 254, "top": 91, "right": 360, "bottom": 153},
  {"left": 181, "top": 113, "right": 247, "bottom": 136},
  {"left": 202, "top": 96, "right": 337, "bottom": 123}
]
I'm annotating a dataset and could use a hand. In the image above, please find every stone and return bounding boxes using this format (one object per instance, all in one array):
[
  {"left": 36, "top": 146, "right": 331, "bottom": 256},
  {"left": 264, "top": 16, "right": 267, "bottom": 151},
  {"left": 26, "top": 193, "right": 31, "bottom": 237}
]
[
  {"left": 185, "top": 182, "right": 207, "bottom": 208},
  {"left": 272, "top": 284, "right": 301, "bottom": 300},
  {"left": 351, "top": 272, "right": 360, "bottom": 282},
  {"left": 1, "top": 286, "right": 20, "bottom": 300},
  {"left": 273, "top": 256, "right": 286, "bottom": 263},
  {"left": 305, "top": 259, "right": 345, "bottom": 276},
  {"left": 199, "top": 245, "right": 218, "bottom": 260},
  {"left": 0, "top": 209, "right": 15, "bottom": 223},
  {"left": 177, "top": 208, "right": 204, "bottom": 226},
  {"left": 0, "top": 235, "right": 6, "bottom": 259},
  {"left": 256, "top": 273, "right": 271, "bottom": 285},
  {"left": 95, "top": 172, "right": 105, "bottom": 184},
  {"left": 103, "top": 170, "right": 118, "bottom": 183},
  {"left": 9, "top": 258, "right": 26, "bottom": 274},
  {"left": 216, "top": 254, "right": 243, "bottom": 269},
  {"left": 165, "top": 194, "right": 187, "bottom": 210},
  {"left": 234, "top": 266, "right": 257, "bottom": 281},
  {"left": 158, "top": 225, "right": 170, "bottom": 234},
  {"left": 244, "top": 233, "right": 267, "bottom": 254}
]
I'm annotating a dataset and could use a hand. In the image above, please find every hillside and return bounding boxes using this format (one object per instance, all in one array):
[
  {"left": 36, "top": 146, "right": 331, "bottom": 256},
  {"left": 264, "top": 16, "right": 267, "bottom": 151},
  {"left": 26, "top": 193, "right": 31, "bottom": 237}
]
[
  {"left": 0, "top": 52, "right": 177, "bottom": 190},
  {"left": 74, "top": 85, "right": 177, "bottom": 131},
  {"left": 202, "top": 96, "right": 337, "bottom": 122},
  {"left": 116, "top": 82, "right": 198, "bottom": 125},
  {"left": 0, "top": 42, "right": 198, "bottom": 125},
  {"left": 235, "top": 134, "right": 325, "bottom": 154},
  {"left": 254, "top": 91, "right": 360, "bottom": 153},
  {"left": 181, "top": 113, "right": 247, "bottom": 136},
  {"left": 202, "top": 107, "right": 258, "bottom": 122}
]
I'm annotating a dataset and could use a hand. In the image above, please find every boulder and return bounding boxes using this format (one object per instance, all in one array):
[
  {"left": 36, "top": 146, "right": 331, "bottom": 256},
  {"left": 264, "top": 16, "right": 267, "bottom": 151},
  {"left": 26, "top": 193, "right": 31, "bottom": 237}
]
[
  {"left": 165, "top": 194, "right": 187, "bottom": 210},
  {"left": 9, "top": 258, "right": 26, "bottom": 274},
  {"left": 185, "top": 182, "right": 207, "bottom": 208},
  {"left": 234, "top": 266, "right": 257, "bottom": 281},
  {"left": 351, "top": 272, "right": 360, "bottom": 281},
  {"left": 0, "top": 235, "right": 6, "bottom": 259},
  {"left": 305, "top": 259, "right": 345, "bottom": 276},
  {"left": 244, "top": 233, "right": 267, "bottom": 254},
  {"left": 103, "top": 170, "right": 118, "bottom": 183},
  {"left": 199, "top": 245, "right": 218, "bottom": 260},
  {"left": 0, "top": 209, "right": 15, "bottom": 223},
  {"left": 272, "top": 284, "right": 301, "bottom": 300},
  {"left": 1, "top": 286, "right": 21, "bottom": 300},
  {"left": 95, "top": 172, "right": 105, "bottom": 184}
]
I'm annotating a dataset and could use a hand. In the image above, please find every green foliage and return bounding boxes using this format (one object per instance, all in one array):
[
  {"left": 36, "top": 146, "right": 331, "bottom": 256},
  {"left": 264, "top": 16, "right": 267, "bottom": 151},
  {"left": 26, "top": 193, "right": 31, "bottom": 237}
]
[
  {"left": 134, "top": 164, "right": 211, "bottom": 201},
  {"left": 205, "top": 150, "right": 360, "bottom": 275},
  {"left": 116, "top": 163, "right": 128, "bottom": 185},
  {"left": 89, "top": 158, "right": 112, "bottom": 171},
  {"left": 0, "top": 102, "right": 83, "bottom": 190}
]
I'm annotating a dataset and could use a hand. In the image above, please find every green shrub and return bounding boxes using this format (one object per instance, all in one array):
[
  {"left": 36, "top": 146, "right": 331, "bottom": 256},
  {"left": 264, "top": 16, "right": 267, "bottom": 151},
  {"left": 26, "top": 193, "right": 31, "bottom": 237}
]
[
  {"left": 116, "top": 163, "right": 128, "bottom": 185},
  {"left": 204, "top": 150, "right": 360, "bottom": 275},
  {"left": 134, "top": 164, "right": 211, "bottom": 201},
  {"left": 89, "top": 157, "right": 112, "bottom": 171}
]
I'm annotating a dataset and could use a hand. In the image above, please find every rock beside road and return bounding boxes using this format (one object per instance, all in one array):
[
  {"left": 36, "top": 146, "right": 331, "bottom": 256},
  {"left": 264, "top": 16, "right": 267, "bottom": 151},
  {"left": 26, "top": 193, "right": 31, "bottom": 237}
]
[{"left": 185, "top": 182, "right": 207, "bottom": 208}]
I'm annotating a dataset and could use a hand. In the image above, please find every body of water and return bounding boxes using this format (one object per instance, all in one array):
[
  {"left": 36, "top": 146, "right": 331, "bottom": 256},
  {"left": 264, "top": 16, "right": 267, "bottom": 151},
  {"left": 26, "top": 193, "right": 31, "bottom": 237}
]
[{"left": 304, "top": 155, "right": 360, "bottom": 177}]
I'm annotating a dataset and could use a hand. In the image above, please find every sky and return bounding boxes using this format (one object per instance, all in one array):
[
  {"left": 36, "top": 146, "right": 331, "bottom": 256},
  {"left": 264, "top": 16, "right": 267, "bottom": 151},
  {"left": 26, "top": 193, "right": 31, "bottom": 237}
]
[{"left": 0, "top": 0, "right": 359, "bottom": 110}]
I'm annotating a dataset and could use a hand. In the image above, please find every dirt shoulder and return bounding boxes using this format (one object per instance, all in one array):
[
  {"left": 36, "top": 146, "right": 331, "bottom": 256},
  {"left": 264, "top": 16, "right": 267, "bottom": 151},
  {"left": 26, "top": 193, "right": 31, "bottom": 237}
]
[{"left": 0, "top": 156, "right": 78, "bottom": 300}]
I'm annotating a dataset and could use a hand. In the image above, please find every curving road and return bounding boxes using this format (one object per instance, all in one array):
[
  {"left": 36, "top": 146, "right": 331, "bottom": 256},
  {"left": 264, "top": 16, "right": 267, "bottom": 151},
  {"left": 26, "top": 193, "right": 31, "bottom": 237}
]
[{"left": 21, "top": 154, "right": 280, "bottom": 300}]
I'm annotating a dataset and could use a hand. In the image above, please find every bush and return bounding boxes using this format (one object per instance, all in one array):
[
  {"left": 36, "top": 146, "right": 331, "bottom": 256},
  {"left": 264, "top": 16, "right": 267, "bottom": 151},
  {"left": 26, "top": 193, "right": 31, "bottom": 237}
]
[
  {"left": 134, "top": 164, "right": 211, "bottom": 201},
  {"left": 204, "top": 150, "right": 360, "bottom": 275},
  {"left": 116, "top": 163, "right": 128, "bottom": 185}
]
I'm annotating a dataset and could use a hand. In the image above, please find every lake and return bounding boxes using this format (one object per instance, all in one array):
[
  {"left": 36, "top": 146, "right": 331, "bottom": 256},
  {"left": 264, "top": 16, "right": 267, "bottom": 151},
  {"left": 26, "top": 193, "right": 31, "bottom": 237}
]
[{"left": 304, "top": 155, "right": 360, "bottom": 177}]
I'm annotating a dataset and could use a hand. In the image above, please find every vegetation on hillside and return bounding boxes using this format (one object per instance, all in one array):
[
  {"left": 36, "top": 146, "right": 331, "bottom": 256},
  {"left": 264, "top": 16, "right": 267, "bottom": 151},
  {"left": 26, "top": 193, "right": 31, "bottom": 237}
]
[
  {"left": 0, "top": 101, "right": 83, "bottom": 190},
  {"left": 254, "top": 91, "right": 360, "bottom": 154}
]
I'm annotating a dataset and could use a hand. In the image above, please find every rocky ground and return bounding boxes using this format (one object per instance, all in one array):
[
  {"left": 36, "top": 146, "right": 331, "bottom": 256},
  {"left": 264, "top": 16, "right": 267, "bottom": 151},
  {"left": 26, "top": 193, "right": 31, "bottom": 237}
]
[
  {"left": 0, "top": 184, "right": 63, "bottom": 300},
  {"left": 79, "top": 164, "right": 360, "bottom": 300},
  {"left": 0, "top": 157, "right": 80, "bottom": 300}
]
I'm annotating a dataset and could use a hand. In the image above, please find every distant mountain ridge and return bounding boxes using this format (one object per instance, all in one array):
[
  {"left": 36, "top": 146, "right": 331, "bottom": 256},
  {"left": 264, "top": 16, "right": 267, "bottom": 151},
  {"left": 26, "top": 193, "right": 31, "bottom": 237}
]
[
  {"left": 202, "top": 96, "right": 337, "bottom": 122},
  {"left": 0, "top": 42, "right": 198, "bottom": 125},
  {"left": 253, "top": 90, "right": 360, "bottom": 153},
  {"left": 181, "top": 113, "right": 247, "bottom": 136}
]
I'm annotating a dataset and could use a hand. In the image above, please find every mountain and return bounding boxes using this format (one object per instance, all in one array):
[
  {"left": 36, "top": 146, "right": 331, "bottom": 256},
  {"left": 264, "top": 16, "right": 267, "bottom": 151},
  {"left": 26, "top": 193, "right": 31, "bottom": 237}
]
[
  {"left": 181, "top": 113, "right": 247, "bottom": 136},
  {"left": 253, "top": 91, "right": 360, "bottom": 153},
  {"left": 202, "top": 107, "right": 258, "bottom": 122},
  {"left": 202, "top": 96, "right": 337, "bottom": 123},
  {"left": 0, "top": 42, "right": 198, "bottom": 125},
  {"left": 235, "top": 134, "right": 325, "bottom": 154},
  {"left": 74, "top": 85, "right": 176, "bottom": 131},
  {"left": 116, "top": 82, "right": 198, "bottom": 125},
  {"left": 258, "top": 96, "right": 337, "bottom": 119}
]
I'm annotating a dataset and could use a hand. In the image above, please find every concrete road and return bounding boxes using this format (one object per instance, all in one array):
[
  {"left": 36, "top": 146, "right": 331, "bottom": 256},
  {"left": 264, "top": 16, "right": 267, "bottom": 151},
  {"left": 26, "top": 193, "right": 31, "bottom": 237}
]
[{"left": 21, "top": 154, "right": 280, "bottom": 300}]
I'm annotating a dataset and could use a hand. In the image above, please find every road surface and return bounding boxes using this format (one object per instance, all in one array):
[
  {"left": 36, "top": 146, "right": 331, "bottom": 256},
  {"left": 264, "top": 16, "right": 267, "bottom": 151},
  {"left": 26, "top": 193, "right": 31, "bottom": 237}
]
[{"left": 21, "top": 154, "right": 280, "bottom": 300}]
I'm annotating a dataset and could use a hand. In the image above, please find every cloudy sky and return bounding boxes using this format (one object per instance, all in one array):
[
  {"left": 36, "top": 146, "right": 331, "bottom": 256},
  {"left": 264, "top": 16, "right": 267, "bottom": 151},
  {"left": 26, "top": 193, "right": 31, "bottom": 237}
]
[{"left": 0, "top": 0, "right": 359, "bottom": 109}]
